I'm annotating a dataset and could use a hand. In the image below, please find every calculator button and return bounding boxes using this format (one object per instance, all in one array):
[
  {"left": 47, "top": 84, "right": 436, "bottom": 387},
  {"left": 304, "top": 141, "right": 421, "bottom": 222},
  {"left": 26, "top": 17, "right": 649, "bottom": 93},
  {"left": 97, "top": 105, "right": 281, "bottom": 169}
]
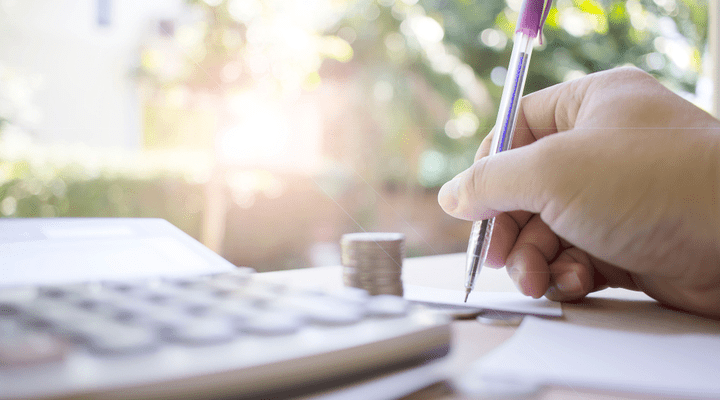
[
  {"left": 242, "top": 311, "right": 304, "bottom": 336},
  {"left": 365, "top": 295, "right": 409, "bottom": 318},
  {"left": 0, "top": 327, "right": 67, "bottom": 368},
  {"left": 50, "top": 318, "right": 114, "bottom": 344},
  {"left": 0, "top": 320, "right": 17, "bottom": 337},
  {"left": 55, "top": 287, "right": 126, "bottom": 314},
  {"left": 163, "top": 317, "right": 236, "bottom": 345},
  {"left": 38, "top": 287, "right": 70, "bottom": 299},
  {"left": 0, "top": 287, "right": 38, "bottom": 304},
  {"left": 222, "top": 284, "right": 280, "bottom": 305},
  {"left": 177, "top": 293, "right": 223, "bottom": 316},
  {"left": 271, "top": 295, "right": 364, "bottom": 326},
  {"left": 87, "top": 325, "right": 158, "bottom": 356},
  {"left": 163, "top": 277, "right": 208, "bottom": 288},
  {"left": 102, "top": 280, "right": 149, "bottom": 293},
  {"left": 328, "top": 287, "right": 370, "bottom": 305},
  {"left": 38, "top": 283, "right": 102, "bottom": 301},
  {"left": 19, "top": 302, "right": 98, "bottom": 332},
  {"left": 0, "top": 303, "right": 19, "bottom": 318},
  {"left": 105, "top": 302, "right": 155, "bottom": 324},
  {"left": 196, "top": 280, "right": 245, "bottom": 297},
  {"left": 133, "top": 286, "right": 186, "bottom": 305},
  {"left": 212, "top": 299, "right": 259, "bottom": 321},
  {"left": 110, "top": 300, "right": 187, "bottom": 329},
  {"left": 72, "top": 297, "right": 119, "bottom": 314}
]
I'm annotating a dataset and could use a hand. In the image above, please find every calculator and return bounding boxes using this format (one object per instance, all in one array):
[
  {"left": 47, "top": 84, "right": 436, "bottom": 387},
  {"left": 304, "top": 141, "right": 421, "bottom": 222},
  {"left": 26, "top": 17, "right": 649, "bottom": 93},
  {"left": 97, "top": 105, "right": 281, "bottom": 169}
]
[{"left": 0, "top": 219, "right": 451, "bottom": 399}]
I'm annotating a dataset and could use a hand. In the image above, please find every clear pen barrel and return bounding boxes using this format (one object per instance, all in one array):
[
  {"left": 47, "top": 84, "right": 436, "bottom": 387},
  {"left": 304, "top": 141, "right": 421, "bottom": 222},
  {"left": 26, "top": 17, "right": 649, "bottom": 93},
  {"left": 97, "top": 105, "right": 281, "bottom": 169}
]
[
  {"left": 489, "top": 32, "right": 534, "bottom": 156},
  {"left": 464, "top": 220, "right": 485, "bottom": 288},
  {"left": 465, "top": 32, "right": 534, "bottom": 292}
]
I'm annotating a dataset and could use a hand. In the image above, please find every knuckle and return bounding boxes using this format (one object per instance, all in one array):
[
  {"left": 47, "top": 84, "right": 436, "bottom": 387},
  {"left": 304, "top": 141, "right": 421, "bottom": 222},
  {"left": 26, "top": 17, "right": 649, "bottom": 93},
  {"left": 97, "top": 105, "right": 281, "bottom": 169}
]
[{"left": 608, "top": 66, "right": 656, "bottom": 87}]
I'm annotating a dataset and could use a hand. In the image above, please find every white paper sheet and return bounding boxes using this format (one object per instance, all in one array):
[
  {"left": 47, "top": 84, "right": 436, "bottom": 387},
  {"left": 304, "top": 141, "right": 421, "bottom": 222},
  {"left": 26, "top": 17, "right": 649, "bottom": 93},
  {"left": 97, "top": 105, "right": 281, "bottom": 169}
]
[
  {"left": 465, "top": 316, "right": 720, "bottom": 398},
  {"left": 311, "top": 360, "right": 445, "bottom": 400},
  {"left": 403, "top": 285, "right": 563, "bottom": 317}
]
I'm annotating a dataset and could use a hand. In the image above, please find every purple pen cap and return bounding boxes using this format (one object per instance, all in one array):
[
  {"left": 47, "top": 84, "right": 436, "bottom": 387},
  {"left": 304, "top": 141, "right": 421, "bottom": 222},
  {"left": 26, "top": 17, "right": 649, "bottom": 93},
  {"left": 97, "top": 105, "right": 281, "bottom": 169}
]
[{"left": 516, "top": 0, "right": 553, "bottom": 42}]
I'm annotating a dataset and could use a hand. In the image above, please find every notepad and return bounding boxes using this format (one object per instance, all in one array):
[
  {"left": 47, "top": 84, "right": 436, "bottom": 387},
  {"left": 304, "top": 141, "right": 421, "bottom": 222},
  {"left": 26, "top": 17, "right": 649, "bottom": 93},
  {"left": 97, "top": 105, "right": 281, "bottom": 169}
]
[
  {"left": 403, "top": 285, "right": 563, "bottom": 317},
  {"left": 463, "top": 316, "right": 720, "bottom": 398}
]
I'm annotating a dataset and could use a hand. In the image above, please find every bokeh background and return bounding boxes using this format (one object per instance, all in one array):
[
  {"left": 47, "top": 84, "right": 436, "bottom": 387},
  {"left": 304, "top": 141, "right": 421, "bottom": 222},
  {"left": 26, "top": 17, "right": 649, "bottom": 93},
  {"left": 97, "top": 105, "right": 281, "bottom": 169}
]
[{"left": 0, "top": 0, "right": 712, "bottom": 271}]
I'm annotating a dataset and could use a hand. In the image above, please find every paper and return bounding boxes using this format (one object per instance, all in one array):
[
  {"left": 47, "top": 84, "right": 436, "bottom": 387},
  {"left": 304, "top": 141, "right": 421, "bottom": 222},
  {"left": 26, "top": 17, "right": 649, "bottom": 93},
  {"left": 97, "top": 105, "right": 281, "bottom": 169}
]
[
  {"left": 465, "top": 316, "right": 720, "bottom": 398},
  {"left": 311, "top": 360, "right": 445, "bottom": 400},
  {"left": 403, "top": 285, "right": 562, "bottom": 317}
]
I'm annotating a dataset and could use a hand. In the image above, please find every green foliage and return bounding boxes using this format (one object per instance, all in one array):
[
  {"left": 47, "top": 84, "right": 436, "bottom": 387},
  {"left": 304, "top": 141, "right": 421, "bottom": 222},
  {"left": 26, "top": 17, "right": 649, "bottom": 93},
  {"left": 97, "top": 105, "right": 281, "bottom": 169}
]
[
  {"left": 0, "top": 160, "right": 205, "bottom": 241},
  {"left": 434, "top": 0, "right": 706, "bottom": 91},
  {"left": 329, "top": 0, "right": 708, "bottom": 186}
]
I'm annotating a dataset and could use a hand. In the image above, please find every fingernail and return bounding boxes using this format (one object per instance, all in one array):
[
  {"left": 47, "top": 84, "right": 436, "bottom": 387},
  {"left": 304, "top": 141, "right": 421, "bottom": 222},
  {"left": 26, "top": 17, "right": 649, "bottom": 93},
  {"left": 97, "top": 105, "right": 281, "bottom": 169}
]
[
  {"left": 438, "top": 177, "right": 460, "bottom": 212},
  {"left": 508, "top": 265, "right": 524, "bottom": 294},
  {"left": 555, "top": 272, "right": 582, "bottom": 294}
]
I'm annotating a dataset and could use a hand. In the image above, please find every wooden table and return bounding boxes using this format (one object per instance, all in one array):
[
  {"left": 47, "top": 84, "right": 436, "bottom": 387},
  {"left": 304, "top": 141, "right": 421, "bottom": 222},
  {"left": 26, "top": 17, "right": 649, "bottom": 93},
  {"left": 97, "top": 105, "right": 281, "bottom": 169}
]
[{"left": 257, "top": 253, "right": 720, "bottom": 399}]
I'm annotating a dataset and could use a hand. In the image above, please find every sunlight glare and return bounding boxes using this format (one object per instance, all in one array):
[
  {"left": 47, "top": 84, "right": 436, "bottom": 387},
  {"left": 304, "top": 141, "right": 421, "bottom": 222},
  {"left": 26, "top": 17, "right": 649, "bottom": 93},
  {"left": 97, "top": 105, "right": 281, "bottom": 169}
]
[{"left": 219, "top": 97, "right": 290, "bottom": 167}]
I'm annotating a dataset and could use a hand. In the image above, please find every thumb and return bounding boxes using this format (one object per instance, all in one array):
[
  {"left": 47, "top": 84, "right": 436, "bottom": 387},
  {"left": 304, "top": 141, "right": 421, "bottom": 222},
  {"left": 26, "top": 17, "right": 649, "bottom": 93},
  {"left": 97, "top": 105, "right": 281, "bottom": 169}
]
[{"left": 438, "top": 142, "right": 550, "bottom": 221}]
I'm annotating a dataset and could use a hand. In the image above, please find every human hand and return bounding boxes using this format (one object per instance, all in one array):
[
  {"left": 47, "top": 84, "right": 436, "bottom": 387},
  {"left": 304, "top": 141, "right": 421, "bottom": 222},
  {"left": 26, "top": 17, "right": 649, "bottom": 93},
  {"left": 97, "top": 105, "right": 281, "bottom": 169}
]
[{"left": 438, "top": 67, "right": 720, "bottom": 318}]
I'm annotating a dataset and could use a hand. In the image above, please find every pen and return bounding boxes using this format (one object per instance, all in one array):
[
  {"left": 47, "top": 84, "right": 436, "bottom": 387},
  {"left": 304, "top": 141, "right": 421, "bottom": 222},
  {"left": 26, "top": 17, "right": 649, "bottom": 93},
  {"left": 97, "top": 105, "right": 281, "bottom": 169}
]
[{"left": 464, "top": 0, "right": 552, "bottom": 302}]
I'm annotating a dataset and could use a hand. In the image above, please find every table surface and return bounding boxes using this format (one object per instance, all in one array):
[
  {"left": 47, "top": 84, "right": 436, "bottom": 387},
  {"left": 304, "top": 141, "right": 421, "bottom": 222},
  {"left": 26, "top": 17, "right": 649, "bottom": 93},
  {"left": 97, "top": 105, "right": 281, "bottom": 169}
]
[{"left": 256, "top": 253, "right": 720, "bottom": 400}]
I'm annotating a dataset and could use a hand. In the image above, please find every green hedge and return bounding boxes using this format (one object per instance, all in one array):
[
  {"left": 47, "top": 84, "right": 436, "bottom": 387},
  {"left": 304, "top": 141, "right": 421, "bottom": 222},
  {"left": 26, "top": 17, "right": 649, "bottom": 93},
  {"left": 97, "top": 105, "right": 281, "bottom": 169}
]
[{"left": 0, "top": 158, "right": 205, "bottom": 242}]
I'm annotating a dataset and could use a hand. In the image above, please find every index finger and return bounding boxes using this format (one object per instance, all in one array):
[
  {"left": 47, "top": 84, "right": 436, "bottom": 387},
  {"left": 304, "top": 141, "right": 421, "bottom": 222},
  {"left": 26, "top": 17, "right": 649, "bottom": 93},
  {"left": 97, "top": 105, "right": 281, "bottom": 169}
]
[{"left": 474, "top": 70, "right": 598, "bottom": 162}]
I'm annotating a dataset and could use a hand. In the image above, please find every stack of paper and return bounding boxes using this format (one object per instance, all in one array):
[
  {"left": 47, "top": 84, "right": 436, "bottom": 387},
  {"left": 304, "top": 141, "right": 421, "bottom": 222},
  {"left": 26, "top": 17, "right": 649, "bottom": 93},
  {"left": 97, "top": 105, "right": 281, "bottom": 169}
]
[
  {"left": 462, "top": 316, "right": 720, "bottom": 398},
  {"left": 403, "top": 285, "right": 563, "bottom": 317}
]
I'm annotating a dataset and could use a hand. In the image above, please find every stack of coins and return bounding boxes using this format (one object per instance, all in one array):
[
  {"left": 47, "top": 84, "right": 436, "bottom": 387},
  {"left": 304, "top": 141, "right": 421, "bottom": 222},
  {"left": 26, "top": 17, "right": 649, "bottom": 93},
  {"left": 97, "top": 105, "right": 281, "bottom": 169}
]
[{"left": 341, "top": 232, "right": 405, "bottom": 296}]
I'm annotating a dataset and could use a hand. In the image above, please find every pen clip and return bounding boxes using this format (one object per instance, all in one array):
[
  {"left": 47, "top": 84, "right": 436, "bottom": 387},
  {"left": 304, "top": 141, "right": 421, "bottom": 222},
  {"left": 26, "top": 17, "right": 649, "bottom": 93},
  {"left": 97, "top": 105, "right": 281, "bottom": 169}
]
[
  {"left": 537, "top": 0, "right": 553, "bottom": 45},
  {"left": 516, "top": 0, "right": 553, "bottom": 44}
]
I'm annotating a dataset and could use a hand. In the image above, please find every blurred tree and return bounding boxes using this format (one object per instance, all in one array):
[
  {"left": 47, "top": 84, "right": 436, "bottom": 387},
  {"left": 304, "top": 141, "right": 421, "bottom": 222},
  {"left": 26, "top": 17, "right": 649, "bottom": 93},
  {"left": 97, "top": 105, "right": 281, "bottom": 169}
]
[
  {"left": 138, "top": 0, "right": 708, "bottom": 188},
  {"left": 330, "top": 0, "right": 709, "bottom": 187},
  {"left": 0, "top": 0, "right": 708, "bottom": 266}
]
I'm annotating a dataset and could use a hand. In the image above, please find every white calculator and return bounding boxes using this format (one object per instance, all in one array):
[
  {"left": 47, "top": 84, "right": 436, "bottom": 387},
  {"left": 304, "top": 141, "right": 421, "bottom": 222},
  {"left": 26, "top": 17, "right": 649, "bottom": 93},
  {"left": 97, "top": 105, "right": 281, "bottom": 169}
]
[{"left": 0, "top": 218, "right": 450, "bottom": 399}]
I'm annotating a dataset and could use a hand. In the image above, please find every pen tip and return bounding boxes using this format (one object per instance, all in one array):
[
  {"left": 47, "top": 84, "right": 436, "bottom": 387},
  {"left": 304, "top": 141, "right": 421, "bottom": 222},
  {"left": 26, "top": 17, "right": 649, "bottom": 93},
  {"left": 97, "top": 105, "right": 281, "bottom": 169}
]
[{"left": 463, "top": 290, "right": 470, "bottom": 303}]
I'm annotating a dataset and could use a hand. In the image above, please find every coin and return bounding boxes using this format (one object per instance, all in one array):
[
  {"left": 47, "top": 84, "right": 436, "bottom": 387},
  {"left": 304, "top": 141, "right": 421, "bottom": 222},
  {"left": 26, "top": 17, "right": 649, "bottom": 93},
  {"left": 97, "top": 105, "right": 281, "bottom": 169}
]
[
  {"left": 341, "top": 232, "right": 405, "bottom": 296},
  {"left": 476, "top": 311, "right": 524, "bottom": 327}
]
